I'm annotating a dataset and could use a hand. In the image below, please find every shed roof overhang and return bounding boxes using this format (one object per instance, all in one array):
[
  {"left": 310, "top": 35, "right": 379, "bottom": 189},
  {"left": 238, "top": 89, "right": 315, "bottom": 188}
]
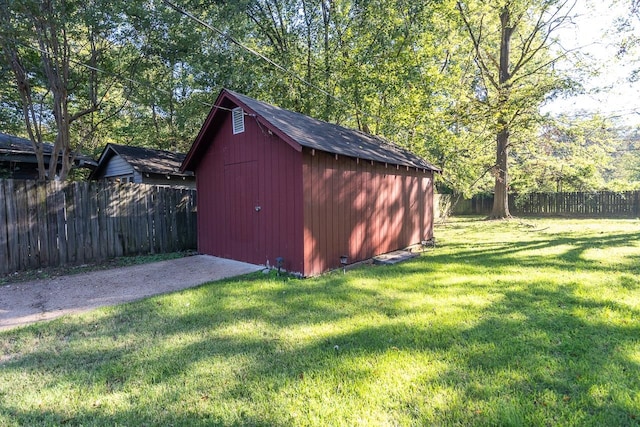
[{"left": 181, "top": 89, "right": 441, "bottom": 174}]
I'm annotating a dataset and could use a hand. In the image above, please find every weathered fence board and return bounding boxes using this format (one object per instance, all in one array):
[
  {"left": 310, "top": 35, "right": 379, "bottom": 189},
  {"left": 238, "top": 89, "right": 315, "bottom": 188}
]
[
  {"left": 5, "top": 180, "right": 18, "bottom": 273},
  {"left": 0, "top": 183, "right": 7, "bottom": 275},
  {"left": 513, "top": 191, "right": 640, "bottom": 217},
  {"left": 437, "top": 191, "right": 640, "bottom": 218},
  {"left": 0, "top": 179, "right": 197, "bottom": 275}
]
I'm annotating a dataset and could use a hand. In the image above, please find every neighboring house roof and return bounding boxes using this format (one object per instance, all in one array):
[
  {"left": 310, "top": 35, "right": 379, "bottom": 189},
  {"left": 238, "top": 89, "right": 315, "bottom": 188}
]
[
  {"left": 0, "top": 132, "right": 97, "bottom": 168},
  {"left": 90, "top": 143, "right": 194, "bottom": 180},
  {"left": 182, "top": 89, "right": 441, "bottom": 172},
  {"left": 0, "top": 132, "right": 54, "bottom": 156}
]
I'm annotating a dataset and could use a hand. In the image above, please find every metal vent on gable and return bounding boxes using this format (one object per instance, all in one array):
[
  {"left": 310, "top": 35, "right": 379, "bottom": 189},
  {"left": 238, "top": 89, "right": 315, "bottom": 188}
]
[{"left": 232, "top": 107, "right": 245, "bottom": 134}]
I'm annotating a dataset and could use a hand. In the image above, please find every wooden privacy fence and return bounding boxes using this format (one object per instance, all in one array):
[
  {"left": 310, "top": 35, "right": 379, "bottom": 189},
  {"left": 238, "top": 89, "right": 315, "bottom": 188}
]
[
  {"left": 0, "top": 179, "right": 197, "bottom": 275},
  {"left": 514, "top": 191, "right": 640, "bottom": 217},
  {"left": 437, "top": 191, "right": 640, "bottom": 217}
]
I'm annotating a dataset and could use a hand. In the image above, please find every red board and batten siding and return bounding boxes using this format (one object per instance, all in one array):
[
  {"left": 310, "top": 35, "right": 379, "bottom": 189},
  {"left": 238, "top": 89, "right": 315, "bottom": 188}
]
[
  {"left": 195, "top": 110, "right": 305, "bottom": 273},
  {"left": 302, "top": 149, "right": 434, "bottom": 275},
  {"left": 190, "top": 94, "right": 434, "bottom": 276}
]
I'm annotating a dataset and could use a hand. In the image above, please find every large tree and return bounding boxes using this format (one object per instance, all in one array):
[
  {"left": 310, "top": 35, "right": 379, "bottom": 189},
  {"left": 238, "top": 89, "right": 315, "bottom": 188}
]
[
  {"left": 0, "top": 0, "right": 591, "bottom": 193},
  {"left": 0, "top": 0, "right": 108, "bottom": 180},
  {"left": 217, "top": 0, "right": 484, "bottom": 189},
  {"left": 456, "top": 0, "right": 576, "bottom": 218},
  {"left": 0, "top": 0, "right": 216, "bottom": 172}
]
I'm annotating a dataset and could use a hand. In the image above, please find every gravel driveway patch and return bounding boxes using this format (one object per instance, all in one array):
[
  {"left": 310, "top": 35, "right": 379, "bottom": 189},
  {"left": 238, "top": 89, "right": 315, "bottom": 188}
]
[{"left": 0, "top": 255, "right": 262, "bottom": 331}]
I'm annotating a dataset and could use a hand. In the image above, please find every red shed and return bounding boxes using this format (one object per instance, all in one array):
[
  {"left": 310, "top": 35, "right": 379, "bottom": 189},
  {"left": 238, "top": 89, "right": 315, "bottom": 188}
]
[{"left": 181, "top": 89, "right": 440, "bottom": 276}]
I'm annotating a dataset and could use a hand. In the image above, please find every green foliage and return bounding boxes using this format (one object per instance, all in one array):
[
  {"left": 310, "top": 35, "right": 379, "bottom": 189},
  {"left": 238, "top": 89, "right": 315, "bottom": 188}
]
[
  {"left": 611, "top": 127, "right": 640, "bottom": 189},
  {"left": 509, "top": 116, "right": 640, "bottom": 193},
  {"left": 0, "top": 0, "right": 484, "bottom": 187},
  {"left": 0, "top": 0, "right": 631, "bottom": 192},
  {"left": 1, "top": 218, "right": 639, "bottom": 425},
  {"left": 511, "top": 115, "right": 615, "bottom": 192},
  {"left": 454, "top": 0, "right": 579, "bottom": 214}
]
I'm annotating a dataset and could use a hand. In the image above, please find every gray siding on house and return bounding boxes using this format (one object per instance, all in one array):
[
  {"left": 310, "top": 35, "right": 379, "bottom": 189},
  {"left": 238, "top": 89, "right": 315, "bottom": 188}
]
[
  {"left": 91, "top": 143, "right": 195, "bottom": 188},
  {"left": 102, "top": 155, "right": 135, "bottom": 178}
]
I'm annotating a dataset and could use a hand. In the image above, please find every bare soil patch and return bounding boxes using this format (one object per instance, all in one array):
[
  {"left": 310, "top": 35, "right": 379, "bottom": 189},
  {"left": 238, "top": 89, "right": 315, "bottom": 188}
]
[{"left": 0, "top": 255, "right": 262, "bottom": 331}]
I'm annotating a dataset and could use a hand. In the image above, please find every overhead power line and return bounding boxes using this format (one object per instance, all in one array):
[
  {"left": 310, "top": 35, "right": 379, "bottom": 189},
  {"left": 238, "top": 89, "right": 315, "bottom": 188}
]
[
  {"left": 14, "top": 40, "right": 243, "bottom": 114},
  {"left": 161, "top": 0, "right": 378, "bottom": 122}
]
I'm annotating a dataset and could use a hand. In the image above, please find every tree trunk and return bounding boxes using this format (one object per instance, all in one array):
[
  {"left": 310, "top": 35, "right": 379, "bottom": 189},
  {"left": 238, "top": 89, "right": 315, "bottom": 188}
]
[
  {"left": 321, "top": 0, "right": 331, "bottom": 121},
  {"left": 490, "top": 7, "right": 514, "bottom": 219},
  {"left": 491, "top": 127, "right": 511, "bottom": 218},
  {"left": 0, "top": 0, "right": 47, "bottom": 181},
  {"left": 302, "top": 0, "right": 313, "bottom": 115},
  {"left": 3, "top": 46, "right": 48, "bottom": 181}
]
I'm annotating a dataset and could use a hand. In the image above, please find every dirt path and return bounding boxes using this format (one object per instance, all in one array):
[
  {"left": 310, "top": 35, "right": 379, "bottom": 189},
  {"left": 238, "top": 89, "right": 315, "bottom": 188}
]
[{"left": 0, "top": 255, "right": 263, "bottom": 331}]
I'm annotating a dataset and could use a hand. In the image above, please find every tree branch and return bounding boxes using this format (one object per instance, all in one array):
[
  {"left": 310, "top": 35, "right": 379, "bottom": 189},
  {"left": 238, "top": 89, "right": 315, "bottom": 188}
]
[{"left": 456, "top": 1, "right": 500, "bottom": 90}]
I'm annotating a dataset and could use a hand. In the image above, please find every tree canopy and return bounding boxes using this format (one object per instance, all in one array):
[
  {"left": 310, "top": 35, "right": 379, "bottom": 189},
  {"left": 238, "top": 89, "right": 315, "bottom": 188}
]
[{"left": 0, "top": 0, "right": 637, "bottom": 193}]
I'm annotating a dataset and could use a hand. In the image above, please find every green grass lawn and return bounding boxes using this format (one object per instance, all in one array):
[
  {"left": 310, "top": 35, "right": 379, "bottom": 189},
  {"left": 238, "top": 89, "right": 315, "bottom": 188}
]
[{"left": 1, "top": 217, "right": 639, "bottom": 426}]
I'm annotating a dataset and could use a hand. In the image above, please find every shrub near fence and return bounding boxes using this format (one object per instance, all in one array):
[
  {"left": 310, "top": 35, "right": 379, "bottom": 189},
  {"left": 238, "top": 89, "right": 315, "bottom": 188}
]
[
  {"left": 436, "top": 191, "right": 640, "bottom": 218},
  {"left": 0, "top": 179, "right": 197, "bottom": 275}
]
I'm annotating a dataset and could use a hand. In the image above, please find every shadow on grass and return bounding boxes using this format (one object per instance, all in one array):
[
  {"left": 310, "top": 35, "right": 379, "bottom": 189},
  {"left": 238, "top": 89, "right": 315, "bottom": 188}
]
[
  {"left": 1, "top": 225, "right": 639, "bottom": 425},
  {"left": 405, "top": 230, "right": 640, "bottom": 274}
]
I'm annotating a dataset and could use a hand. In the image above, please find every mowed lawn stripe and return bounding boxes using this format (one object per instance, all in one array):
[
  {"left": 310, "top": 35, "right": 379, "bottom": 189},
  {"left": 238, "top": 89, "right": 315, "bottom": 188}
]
[{"left": 1, "top": 217, "right": 639, "bottom": 426}]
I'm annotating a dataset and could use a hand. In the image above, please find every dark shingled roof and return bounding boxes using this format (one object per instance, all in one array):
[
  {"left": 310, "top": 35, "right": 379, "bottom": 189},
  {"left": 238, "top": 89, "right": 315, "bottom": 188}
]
[
  {"left": 225, "top": 89, "right": 440, "bottom": 171},
  {"left": 0, "top": 132, "right": 54, "bottom": 154},
  {"left": 0, "top": 132, "right": 97, "bottom": 167},
  {"left": 182, "top": 89, "right": 440, "bottom": 172},
  {"left": 93, "top": 143, "right": 193, "bottom": 178}
]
